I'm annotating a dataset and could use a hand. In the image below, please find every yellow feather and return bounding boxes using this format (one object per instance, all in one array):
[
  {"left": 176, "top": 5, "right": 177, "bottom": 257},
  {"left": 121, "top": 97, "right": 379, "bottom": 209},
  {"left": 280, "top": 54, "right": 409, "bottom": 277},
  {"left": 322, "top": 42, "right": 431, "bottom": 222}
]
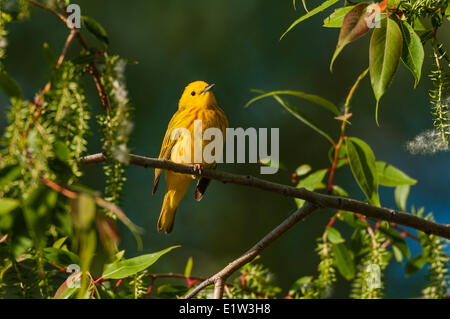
[{"left": 154, "top": 81, "right": 228, "bottom": 233}]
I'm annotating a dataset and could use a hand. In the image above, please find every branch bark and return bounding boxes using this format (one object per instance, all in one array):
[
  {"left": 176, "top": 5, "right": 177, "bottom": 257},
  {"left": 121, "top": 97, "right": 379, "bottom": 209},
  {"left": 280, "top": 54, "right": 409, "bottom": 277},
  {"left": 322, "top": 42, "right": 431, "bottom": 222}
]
[
  {"left": 184, "top": 202, "right": 319, "bottom": 299},
  {"left": 81, "top": 152, "right": 450, "bottom": 240}
]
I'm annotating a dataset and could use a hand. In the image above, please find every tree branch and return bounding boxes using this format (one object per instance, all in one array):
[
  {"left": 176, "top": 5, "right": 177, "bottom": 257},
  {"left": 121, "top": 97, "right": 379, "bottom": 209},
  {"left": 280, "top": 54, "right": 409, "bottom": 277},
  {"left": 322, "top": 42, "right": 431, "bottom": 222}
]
[
  {"left": 184, "top": 202, "right": 319, "bottom": 299},
  {"left": 28, "top": 0, "right": 67, "bottom": 23},
  {"left": 137, "top": 272, "right": 264, "bottom": 297},
  {"left": 213, "top": 278, "right": 225, "bottom": 299},
  {"left": 28, "top": 0, "right": 111, "bottom": 113},
  {"left": 34, "top": 28, "right": 77, "bottom": 106},
  {"left": 22, "top": 27, "right": 78, "bottom": 138},
  {"left": 81, "top": 152, "right": 450, "bottom": 240}
]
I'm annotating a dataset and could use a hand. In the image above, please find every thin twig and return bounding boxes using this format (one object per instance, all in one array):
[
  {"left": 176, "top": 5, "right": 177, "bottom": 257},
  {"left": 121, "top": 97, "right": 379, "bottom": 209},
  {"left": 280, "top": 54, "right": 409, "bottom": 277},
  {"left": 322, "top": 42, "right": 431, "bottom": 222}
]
[
  {"left": 147, "top": 272, "right": 266, "bottom": 297},
  {"left": 81, "top": 153, "right": 450, "bottom": 240},
  {"left": 327, "top": 67, "right": 369, "bottom": 193},
  {"left": 22, "top": 28, "right": 78, "bottom": 137},
  {"left": 392, "top": 224, "right": 420, "bottom": 242},
  {"left": 56, "top": 29, "right": 78, "bottom": 66},
  {"left": 40, "top": 176, "right": 77, "bottom": 199},
  {"left": 28, "top": 0, "right": 111, "bottom": 113},
  {"left": 184, "top": 202, "right": 319, "bottom": 299},
  {"left": 40, "top": 174, "right": 142, "bottom": 234},
  {"left": 28, "top": 0, "right": 67, "bottom": 23},
  {"left": 34, "top": 29, "right": 78, "bottom": 108},
  {"left": 64, "top": 11, "right": 111, "bottom": 112}
]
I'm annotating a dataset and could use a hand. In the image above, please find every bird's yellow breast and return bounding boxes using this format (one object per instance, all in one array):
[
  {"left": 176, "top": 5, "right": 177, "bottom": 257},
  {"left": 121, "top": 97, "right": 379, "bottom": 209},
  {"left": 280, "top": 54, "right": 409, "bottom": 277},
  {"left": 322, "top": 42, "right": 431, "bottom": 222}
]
[{"left": 170, "top": 105, "right": 228, "bottom": 166}]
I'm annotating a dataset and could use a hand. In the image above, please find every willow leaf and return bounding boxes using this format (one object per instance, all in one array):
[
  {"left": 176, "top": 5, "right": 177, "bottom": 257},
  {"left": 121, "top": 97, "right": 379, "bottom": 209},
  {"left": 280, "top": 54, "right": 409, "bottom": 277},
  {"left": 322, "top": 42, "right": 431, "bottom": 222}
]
[
  {"left": 280, "top": 0, "right": 342, "bottom": 39},
  {"left": 246, "top": 90, "right": 339, "bottom": 115}
]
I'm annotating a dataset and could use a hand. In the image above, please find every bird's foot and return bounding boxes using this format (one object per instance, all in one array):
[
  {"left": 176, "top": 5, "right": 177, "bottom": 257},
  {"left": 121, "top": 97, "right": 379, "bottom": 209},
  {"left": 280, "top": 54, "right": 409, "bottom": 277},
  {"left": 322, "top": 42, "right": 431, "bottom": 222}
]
[{"left": 192, "top": 164, "right": 202, "bottom": 178}]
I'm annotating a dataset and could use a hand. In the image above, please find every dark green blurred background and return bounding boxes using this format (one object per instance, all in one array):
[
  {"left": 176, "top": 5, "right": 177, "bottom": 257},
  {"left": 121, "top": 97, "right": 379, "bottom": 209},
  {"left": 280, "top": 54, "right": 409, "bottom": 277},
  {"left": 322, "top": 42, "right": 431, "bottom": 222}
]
[{"left": 1, "top": 0, "right": 449, "bottom": 298}]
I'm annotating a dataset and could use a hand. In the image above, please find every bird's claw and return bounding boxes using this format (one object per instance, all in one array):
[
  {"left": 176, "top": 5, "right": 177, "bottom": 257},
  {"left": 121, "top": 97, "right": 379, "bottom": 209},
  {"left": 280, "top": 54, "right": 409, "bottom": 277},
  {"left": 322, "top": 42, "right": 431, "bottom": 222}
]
[{"left": 193, "top": 164, "right": 202, "bottom": 176}]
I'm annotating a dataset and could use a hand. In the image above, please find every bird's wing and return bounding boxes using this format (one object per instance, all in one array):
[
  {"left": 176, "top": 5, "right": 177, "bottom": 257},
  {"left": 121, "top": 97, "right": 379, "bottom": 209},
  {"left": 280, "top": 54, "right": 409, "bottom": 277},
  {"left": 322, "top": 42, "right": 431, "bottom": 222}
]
[
  {"left": 195, "top": 174, "right": 214, "bottom": 201},
  {"left": 153, "top": 108, "right": 187, "bottom": 194},
  {"left": 194, "top": 107, "right": 228, "bottom": 201}
]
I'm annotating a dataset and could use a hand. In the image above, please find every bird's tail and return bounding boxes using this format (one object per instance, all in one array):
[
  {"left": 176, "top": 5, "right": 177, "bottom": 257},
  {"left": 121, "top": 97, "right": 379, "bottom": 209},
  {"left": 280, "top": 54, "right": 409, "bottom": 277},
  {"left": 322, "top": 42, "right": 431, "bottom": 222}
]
[{"left": 157, "top": 172, "right": 191, "bottom": 234}]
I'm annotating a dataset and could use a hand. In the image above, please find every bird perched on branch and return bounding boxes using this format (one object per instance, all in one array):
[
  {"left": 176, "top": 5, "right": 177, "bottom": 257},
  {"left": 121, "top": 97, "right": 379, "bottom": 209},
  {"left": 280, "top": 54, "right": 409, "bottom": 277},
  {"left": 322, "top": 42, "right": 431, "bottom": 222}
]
[{"left": 152, "top": 81, "right": 228, "bottom": 233}]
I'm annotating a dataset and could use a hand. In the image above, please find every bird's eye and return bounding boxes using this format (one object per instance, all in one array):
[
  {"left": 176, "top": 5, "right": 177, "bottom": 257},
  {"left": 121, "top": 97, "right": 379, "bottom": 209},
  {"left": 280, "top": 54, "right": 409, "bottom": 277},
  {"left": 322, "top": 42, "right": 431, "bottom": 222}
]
[{"left": 191, "top": 91, "right": 196, "bottom": 96}]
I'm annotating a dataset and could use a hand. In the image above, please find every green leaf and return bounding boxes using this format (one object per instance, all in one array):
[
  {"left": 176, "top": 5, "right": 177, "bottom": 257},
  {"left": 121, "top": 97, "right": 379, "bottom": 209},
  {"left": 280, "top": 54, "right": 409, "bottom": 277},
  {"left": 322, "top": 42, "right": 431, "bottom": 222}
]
[
  {"left": 392, "top": 245, "right": 403, "bottom": 263},
  {"left": 95, "top": 212, "right": 119, "bottom": 256},
  {"left": 295, "top": 164, "right": 312, "bottom": 176},
  {"left": 296, "top": 169, "right": 328, "bottom": 189},
  {"left": 405, "top": 254, "right": 427, "bottom": 276},
  {"left": 292, "top": 0, "right": 309, "bottom": 13},
  {"left": 246, "top": 90, "right": 340, "bottom": 115},
  {"left": 393, "top": 239, "right": 410, "bottom": 261},
  {"left": 95, "top": 196, "right": 143, "bottom": 250},
  {"left": 280, "top": 0, "right": 342, "bottom": 39},
  {"left": 70, "top": 193, "right": 96, "bottom": 231},
  {"left": 157, "top": 284, "right": 188, "bottom": 299},
  {"left": 292, "top": 276, "right": 314, "bottom": 290},
  {"left": 349, "top": 229, "right": 368, "bottom": 262},
  {"left": 394, "top": 185, "right": 410, "bottom": 211},
  {"left": 114, "top": 250, "right": 125, "bottom": 262},
  {"left": 289, "top": 276, "right": 313, "bottom": 294},
  {"left": 332, "top": 185, "right": 349, "bottom": 197},
  {"left": 54, "top": 140, "right": 71, "bottom": 162},
  {"left": 376, "top": 161, "right": 417, "bottom": 186},
  {"left": 369, "top": 16, "right": 403, "bottom": 126},
  {"left": 42, "top": 42, "right": 57, "bottom": 67},
  {"left": 23, "top": 187, "right": 58, "bottom": 249},
  {"left": 82, "top": 16, "right": 109, "bottom": 46},
  {"left": 378, "top": 222, "right": 410, "bottom": 260},
  {"left": 0, "top": 165, "right": 22, "bottom": 188},
  {"left": 0, "top": 71, "right": 23, "bottom": 103},
  {"left": 295, "top": 169, "right": 328, "bottom": 208},
  {"left": 184, "top": 257, "right": 193, "bottom": 278},
  {"left": 382, "top": 250, "right": 393, "bottom": 265},
  {"left": 0, "top": 198, "right": 19, "bottom": 215},
  {"left": 345, "top": 137, "right": 380, "bottom": 206},
  {"left": 248, "top": 90, "right": 335, "bottom": 145},
  {"left": 328, "top": 144, "right": 348, "bottom": 168},
  {"left": 326, "top": 227, "right": 345, "bottom": 244},
  {"left": 399, "top": 21, "right": 424, "bottom": 88},
  {"left": 53, "top": 237, "right": 68, "bottom": 249},
  {"left": 446, "top": 4, "right": 450, "bottom": 21},
  {"left": 77, "top": 229, "right": 97, "bottom": 299},
  {"left": 332, "top": 243, "right": 356, "bottom": 280},
  {"left": 259, "top": 157, "right": 287, "bottom": 171},
  {"left": 54, "top": 276, "right": 81, "bottom": 299},
  {"left": 386, "top": 0, "right": 397, "bottom": 8},
  {"left": 301, "top": 0, "right": 308, "bottom": 12},
  {"left": 271, "top": 95, "right": 336, "bottom": 145},
  {"left": 330, "top": 3, "right": 371, "bottom": 71},
  {"left": 337, "top": 211, "right": 367, "bottom": 229},
  {"left": 412, "top": 18, "right": 427, "bottom": 32},
  {"left": 323, "top": 5, "right": 356, "bottom": 28},
  {"left": 44, "top": 247, "right": 80, "bottom": 268},
  {"left": 102, "top": 245, "right": 180, "bottom": 279}
]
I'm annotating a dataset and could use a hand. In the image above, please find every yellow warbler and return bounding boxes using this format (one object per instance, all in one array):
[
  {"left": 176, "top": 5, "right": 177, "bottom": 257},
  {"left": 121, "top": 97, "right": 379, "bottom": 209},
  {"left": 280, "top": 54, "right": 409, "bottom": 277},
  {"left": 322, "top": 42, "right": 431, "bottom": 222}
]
[{"left": 152, "top": 81, "right": 228, "bottom": 233}]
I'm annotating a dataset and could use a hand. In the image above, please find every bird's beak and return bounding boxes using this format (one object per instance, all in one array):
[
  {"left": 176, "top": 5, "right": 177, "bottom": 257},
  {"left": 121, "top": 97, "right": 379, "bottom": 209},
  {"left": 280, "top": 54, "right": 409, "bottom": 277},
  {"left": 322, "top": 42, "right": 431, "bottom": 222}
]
[{"left": 201, "top": 83, "right": 215, "bottom": 94}]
